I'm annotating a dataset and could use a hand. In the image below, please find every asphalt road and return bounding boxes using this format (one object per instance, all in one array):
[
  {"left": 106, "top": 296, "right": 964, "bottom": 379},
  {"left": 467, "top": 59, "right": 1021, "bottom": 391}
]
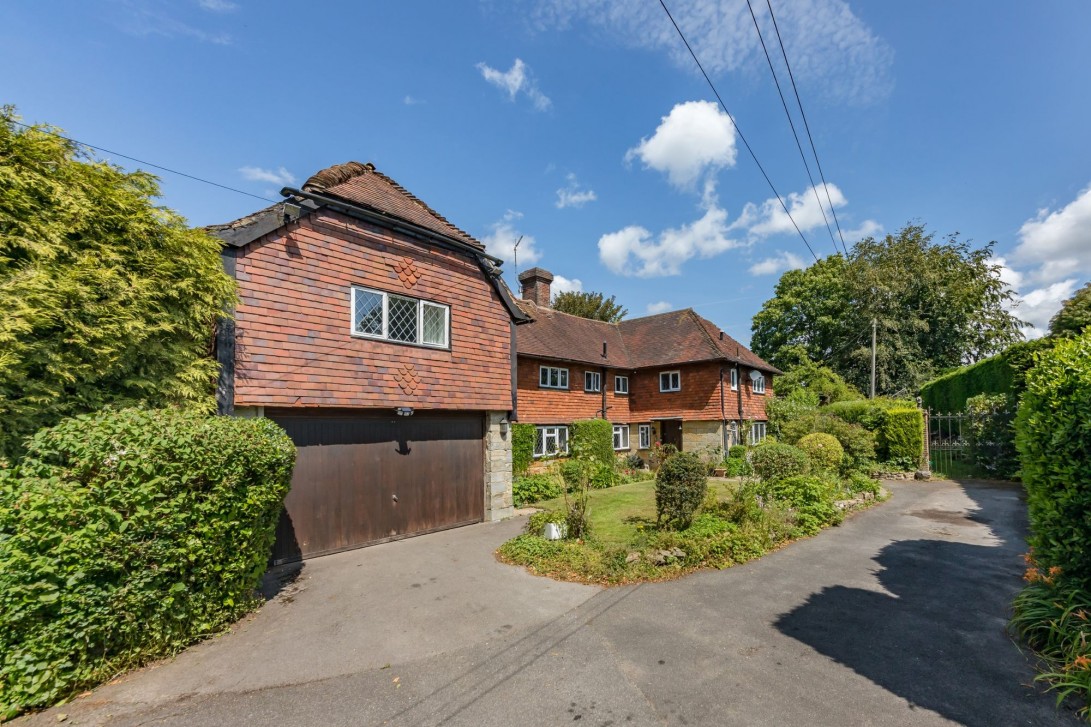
[{"left": 20, "top": 479, "right": 1078, "bottom": 726}]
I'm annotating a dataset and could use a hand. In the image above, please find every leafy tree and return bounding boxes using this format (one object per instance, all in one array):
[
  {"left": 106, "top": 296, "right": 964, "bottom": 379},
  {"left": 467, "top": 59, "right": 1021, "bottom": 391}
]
[
  {"left": 773, "top": 359, "right": 862, "bottom": 404},
  {"left": 0, "top": 108, "right": 235, "bottom": 458},
  {"left": 751, "top": 223, "right": 1023, "bottom": 397},
  {"left": 552, "top": 290, "right": 628, "bottom": 322},
  {"left": 1049, "top": 281, "right": 1091, "bottom": 338}
]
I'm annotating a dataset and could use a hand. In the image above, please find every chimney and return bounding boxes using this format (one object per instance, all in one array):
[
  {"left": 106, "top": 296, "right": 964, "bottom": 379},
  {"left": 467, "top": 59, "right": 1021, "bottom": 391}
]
[{"left": 518, "top": 267, "right": 554, "bottom": 307}]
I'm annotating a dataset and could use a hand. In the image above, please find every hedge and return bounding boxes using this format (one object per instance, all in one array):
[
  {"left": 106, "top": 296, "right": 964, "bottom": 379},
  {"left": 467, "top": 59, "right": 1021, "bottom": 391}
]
[
  {"left": 512, "top": 423, "right": 535, "bottom": 477},
  {"left": 750, "top": 442, "right": 810, "bottom": 482},
  {"left": 919, "top": 338, "right": 1054, "bottom": 413},
  {"left": 569, "top": 419, "right": 615, "bottom": 468},
  {"left": 0, "top": 408, "right": 296, "bottom": 718},
  {"left": 825, "top": 398, "right": 922, "bottom": 466},
  {"left": 1015, "top": 331, "right": 1091, "bottom": 585}
]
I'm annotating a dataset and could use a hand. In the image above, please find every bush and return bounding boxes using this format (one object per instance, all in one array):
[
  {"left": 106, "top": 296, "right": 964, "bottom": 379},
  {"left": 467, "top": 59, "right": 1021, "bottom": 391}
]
[
  {"left": 880, "top": 407, "right": 924, "bottom": 470},
  {"left": 569, "top": 419, "right": 615, "bottom": 467},
  {"left": 623, "top": 453, "right": 645, "bottom": 471},
  {"left": 724, "top": 456, "right": 752, "bottom": 478},
  {"left": 964, "top": 393, "right": 1019, "bottom": 480},
  {"left": 0, "top": 407, "right": 295, "bottom": 718},
  {"left": 797, "top": 433, "right": 844, "bottom": 472},
  {"left": 513, "top": 473, "right": 563, "bottom": 507},
  {"left": 761, "top": 474, "right": 841, "bottom": 536},
  {"left": 525, "top": 509, "right": 567, "bottom": 535},
  {"left": 728, "top": 445, "right": 748, "bottom": 459},
  {"left": 845, "top": 471, "right": 882, "bottom": 498},
  {"left": 1016, "top": 331, "right": 1091, "bottom": 585},
  {"left": 750, "top": 442, "right": 810, "bottom": 482},
  {"left": 780, "top": 412, "right": 876, "bottom": 473},
  {"left": 512, "top": 423, "right": 535, "bottom": 477},
  {"left": 590, "top": 461, "right": 621, "bottom": 489},
  {"left": 654, "top": 452, "right": 708, "bottom": 529},
  {"left": 766, "top": 388, "right": 819, "bottom": 439},
  {"left": 560, "top": 459, "right": 591, "bottom": 492}
]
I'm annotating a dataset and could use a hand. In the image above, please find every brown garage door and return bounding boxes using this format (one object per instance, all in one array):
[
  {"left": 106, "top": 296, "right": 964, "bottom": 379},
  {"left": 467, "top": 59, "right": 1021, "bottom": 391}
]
[{"left": 268, "top": 410, "right": 484, "bottom": 563}]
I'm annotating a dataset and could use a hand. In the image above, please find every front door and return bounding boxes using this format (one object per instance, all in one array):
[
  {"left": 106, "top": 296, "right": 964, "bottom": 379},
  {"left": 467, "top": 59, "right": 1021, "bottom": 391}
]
[{"left": 660, "top": 419, "right": 683, "bottom": 451}]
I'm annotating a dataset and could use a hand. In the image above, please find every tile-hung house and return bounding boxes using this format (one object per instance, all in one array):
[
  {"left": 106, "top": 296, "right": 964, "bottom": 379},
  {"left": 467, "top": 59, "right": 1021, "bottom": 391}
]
[
  {"left": 514, "top": 268, "right": 779, "bottom": 463},
  {"left": 210, "top": 162, "right": 530, "bottom": 563}
]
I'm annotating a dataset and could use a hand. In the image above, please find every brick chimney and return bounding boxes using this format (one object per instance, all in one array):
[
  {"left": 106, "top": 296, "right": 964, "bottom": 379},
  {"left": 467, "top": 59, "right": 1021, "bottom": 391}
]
[{"left": 518, "top": 267, "right": 553, "bottom": 307}]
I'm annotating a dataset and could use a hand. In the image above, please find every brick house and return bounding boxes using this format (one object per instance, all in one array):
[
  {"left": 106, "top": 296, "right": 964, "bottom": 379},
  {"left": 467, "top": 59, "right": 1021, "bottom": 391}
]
[
  {"left": 210, "top": 161, "right": 530, "bottom": 562},
  {"left": 514, "top": 268, "right": 779, "bottom": 463}
]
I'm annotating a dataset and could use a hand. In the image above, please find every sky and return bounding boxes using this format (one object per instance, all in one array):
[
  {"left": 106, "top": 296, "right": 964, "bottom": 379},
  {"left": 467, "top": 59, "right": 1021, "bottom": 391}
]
[{"left": 4, "top": 0, "right": 1091, "bottom": 344}]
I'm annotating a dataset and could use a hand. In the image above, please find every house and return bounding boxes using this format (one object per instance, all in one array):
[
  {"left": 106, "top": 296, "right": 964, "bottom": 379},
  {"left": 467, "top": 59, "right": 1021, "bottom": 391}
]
[
  {"left": 513, "top": 268, "right": 779, "bottom": 463},
  {"left": 209, "top": 161, "right": 530, "bottom": 563}
]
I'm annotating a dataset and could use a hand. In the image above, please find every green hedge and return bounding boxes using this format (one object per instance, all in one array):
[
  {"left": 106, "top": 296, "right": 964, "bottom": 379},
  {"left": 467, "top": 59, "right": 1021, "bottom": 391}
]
[
  {"left": 1016, "top": 331, "right": 1091, "bottom": 585},
  {"left": 825, "top": 398, "right": 922, "bottom": 466},
  {"left": 570, "top": 419, "right": 615, "bottom": 467},
  {"left": 512, "top": 423, "right": 535, "bottom": 477},
  {"left": 750, "top": 442, "right": 810, "bottom": 482},
  {"left": 0, "top": 408, "right": 296, "bottom": 718},
  {"left": 920, "top": 338, "right": 1054, "bottom": 413}
]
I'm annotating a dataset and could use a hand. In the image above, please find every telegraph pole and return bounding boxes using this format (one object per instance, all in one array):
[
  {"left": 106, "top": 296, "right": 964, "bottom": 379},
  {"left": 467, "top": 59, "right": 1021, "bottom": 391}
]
[{"left": 870, "top": 318, "right": 877, "bottom": 399}]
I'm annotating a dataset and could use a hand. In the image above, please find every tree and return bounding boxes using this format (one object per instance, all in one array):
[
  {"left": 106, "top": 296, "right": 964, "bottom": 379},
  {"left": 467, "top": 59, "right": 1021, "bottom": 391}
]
[
  {"left": 0, "top": 108, "right": 236, "bottom": 458},
  {"left": 1048, "top": 281, "right": 1091, "bottom": 338},
  {"left": 552, "top": 290, "right": 628, "bottom": 322},
  {"left": 773, "top": 359, "right": 863, "bottom": 404},
  {"left": 751, "top": 223, "right": 1023, "bottom": 397}
]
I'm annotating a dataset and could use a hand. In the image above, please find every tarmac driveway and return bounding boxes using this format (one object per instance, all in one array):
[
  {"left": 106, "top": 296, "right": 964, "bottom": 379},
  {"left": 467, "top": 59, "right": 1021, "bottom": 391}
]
[{"left": 20, "top": 480, "right": 1079, "bottom": 726}]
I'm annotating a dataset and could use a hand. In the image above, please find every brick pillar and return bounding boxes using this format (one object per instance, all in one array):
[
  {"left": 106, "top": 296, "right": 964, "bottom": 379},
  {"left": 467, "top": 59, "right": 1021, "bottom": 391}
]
[
  {"left": 484, "top": 411, "right": 514, "bottom": 521},
  {"left": 518, "top": 267, "right": 553, "bottom": 307}
]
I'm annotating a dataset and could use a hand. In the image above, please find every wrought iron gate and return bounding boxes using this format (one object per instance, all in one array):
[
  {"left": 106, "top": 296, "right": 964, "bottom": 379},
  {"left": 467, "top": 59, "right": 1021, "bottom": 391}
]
[{"left": 927, "top": 410, "right": 975, "bottom": 478}]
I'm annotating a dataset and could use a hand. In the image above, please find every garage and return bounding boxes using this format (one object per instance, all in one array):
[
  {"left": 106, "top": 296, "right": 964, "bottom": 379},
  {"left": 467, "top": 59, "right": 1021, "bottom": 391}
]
[{"left": 268, "top": 410, "right": 485, "bottom": 563}]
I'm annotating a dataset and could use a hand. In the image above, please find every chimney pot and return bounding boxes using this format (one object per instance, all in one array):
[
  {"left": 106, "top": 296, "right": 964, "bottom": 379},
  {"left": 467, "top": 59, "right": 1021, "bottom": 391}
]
[{"left": 518, "top": 267, "right": 554, "bottom": 307}]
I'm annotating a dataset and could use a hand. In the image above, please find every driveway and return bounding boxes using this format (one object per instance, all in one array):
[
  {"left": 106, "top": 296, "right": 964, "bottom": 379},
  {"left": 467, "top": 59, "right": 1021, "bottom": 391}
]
[{"left": 20, "top": 480, "right": 1078, "bottom": 726}]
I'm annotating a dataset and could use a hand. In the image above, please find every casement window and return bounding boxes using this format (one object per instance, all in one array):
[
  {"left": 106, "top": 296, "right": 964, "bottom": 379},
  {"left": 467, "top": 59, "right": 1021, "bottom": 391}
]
[
  {"left": 351, "top": 286, "right": 449, "bottom": 348},
  {"left": 539, "top": 366, "right": 569, "bottom": 389},
  {"left": 615, "top": 375, "right": 629, "bottom": 394},
  {"left": 534, "top": 425, "right": 569, "bottom": 457},
  {"left": 730, "top": 367, "right": 739, "bottom": 391},
  {"left": 659, "top": 370, "right": 681, "bottom": 392},
  {"left": 613, "top": 424, "right": 630, "bottom": 451},
  {"left": 752, "top": 373, "right": 766, "bottom": 394},
  {"left": 750, "top": 422, "right": 767, "bottom": 445},
  {"left": 585, "top": 371, "right": 602, "bottom": 393},
  {"left": 638, "top": 424, "right": 652, "bottom": 450}
]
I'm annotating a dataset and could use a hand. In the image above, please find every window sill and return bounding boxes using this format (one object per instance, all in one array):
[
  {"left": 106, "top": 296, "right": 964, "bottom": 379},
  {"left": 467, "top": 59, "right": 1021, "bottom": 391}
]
[{"left": 350, "top": 331, "right": 451, "bottom": 352}]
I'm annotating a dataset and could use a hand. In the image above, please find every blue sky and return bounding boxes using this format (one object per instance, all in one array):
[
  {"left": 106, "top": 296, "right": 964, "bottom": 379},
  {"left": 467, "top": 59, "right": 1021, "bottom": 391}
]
[{"left": 5, "top": 1, "right": 1091, "bottom": 343}]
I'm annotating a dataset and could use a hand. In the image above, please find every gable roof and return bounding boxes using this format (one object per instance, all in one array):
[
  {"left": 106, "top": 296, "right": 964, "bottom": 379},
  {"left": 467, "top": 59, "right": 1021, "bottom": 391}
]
[{"left": 514, "top": 305, "right": 781, "bottom": 374}]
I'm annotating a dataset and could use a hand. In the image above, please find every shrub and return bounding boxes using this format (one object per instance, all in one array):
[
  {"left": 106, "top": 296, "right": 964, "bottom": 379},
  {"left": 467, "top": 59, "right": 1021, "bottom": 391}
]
[
  {"left": 559, "top": 459, "right": 590, "bottom": 492},
  {"left": 780, "top": 412, "right": 876, "bottom": 473},
  {"left": 623, "top": 453, "right": 645, "bottom": 471},
  {"left": 724, "top": 456, "right": 752, "bottom": 478},
  {"left": 0, "top": 407, "right": 295, "bottom": 718},
  {"left": 766, "top": 388, "right": 819, "bottom": 439},
  {"left": 512, "top": 473, "right": 563, "bottom": 507},
  {"left": 649, "top": 442, "right": 679, "bottom": 470},
  {"left": 797, "top": 433, "right": 844, "bottom": 472},
  {"left": 750, "top": 442, "right": 810, "bottom": 482},
  {"left": 964, "top": 393, "right": 1019, "bottom": 479},
  {"left": 1016, "top": 331, "right": 1091, "bottom": 585},
  {"left": 728, "top": 445, "right": 748, "bottom": 459},
  {"left": 525, "top": 509, "right": 567, "bottom": 535},
  {"left": 569, "top": 419, "right": 615, "bottom": 467},
  {"left": 845, "top": 471, "right": 882, "bottom": 498},
  {"left": 512, "top": 423, "right": 536, "bottom": 477},
  {"left": 761, "top": 474, "right": 841, "bottom": 536},
  {"left": 880, "top": 408, "right": 924, "bottom": 470},
  {"left": 654, "top": 452, "right": 708, "bottom": 529},
  {"left": 590, "top": 462, "right": 621, "bottom": 489}
]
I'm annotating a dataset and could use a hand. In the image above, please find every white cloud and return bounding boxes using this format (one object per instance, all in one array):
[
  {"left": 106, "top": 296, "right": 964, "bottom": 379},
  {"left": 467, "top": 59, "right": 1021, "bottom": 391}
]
[
  {"left": 1013, "top": 185, "right": 1091, "bottom": 286},
  {"left": 625, "top": 101, "right": 736, "bottom": 190},
  {"left": 238, "top": 166, "right": 296, "bottom": 186},
  {"left": 531, "top": 0, "right": 894, "bottom": 105},
  {"left": 118, "top": 3, "right": 232, "bottom": 44},
  {"left": 598, "top": 202, "right": 741, "bottom": 277},
  {"left": 552, "top": 275, "right": 584, "bottom": 295},
  {"left": 481, "top": 210, "right": 541, "bottom": 267},
  {"left": 646, "top": 301, "right": 673, "bottom": 314},
  {"left": 843, "top": 219, "right": 884, "bottom": 243},
  {"left": 476, "top": 58, "right": 552, "bottom": 111},
  {"left": 1019, "top": 280, "right": 1079, "bottom": 338},
  {"left": 736, "top": 182, "right": 846, "bottom": 238},
  {"left": 748, "top": 251, "right": 806, "bottom": 276},
  {"left": 403, "top": 95, "right": 425, "bottom": 106},
  {"left": 555, "top": 173, "right": 597, "bottom": 209},
  {"left": 198, "top": 0, "right": 237, "bottom": 11}
]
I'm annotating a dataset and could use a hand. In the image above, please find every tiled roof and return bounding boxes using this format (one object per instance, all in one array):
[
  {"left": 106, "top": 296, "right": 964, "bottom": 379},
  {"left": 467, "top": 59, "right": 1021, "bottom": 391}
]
[
  {"left": 515, "top": 305, "right": 780, "bottom": 374},
  {"left": 303, "top": 162, "right": 485, "bottom": 250}
]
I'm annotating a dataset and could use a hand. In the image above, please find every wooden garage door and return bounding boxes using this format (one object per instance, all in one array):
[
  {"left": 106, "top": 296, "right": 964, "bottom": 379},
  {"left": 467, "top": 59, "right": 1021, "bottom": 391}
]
[{"left": 268, "top": 410, "right": 484, "bottom": 563}]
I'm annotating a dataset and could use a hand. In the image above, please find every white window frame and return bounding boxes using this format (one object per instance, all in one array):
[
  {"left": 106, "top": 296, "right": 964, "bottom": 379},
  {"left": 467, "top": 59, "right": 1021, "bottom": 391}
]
[
  {"left": 533, "top": 425, "right": 569, "bottom": 457},
  {"left": 615, "top": 375, "right": 629, "bottom": 394},
  {"left": 585, "top": 371, "right": 602, "bottom": 393},
  {"left": 638, "top": 424, "right": 652, "bottom": 450},
  {"left": 659, "top": 370, "right": 681, "bottom": 392},
  {"left": 752, "top": 373, "right": 766, "bottom": 394},
  {"left": 539, "top": 366, "right": 569, "bottom": 390},
  {"left": 750, "top": 422, "right": 767, "bottom": 445},
  {"left": 613, "top": 424, "right": 630, "bottom": 451},
  {"left": 730, "top": 367, "right": 738, "bottom": 391},
  {"left": 350, "top": 286, "right": 450, "bottom": 349}
]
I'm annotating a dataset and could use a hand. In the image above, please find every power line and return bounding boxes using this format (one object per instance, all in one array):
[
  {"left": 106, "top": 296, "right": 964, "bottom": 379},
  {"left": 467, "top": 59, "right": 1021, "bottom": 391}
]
[
  {"left": 656, "top": 0, "right": 819, "bottom": 263},
  {"left": 764, "top": 0, "right": 850, "bottom": 255},
  {"left": 744, "top": 0, "right": 838, "bottom": 256},
  {"left": 3, "top": 117, "right": 278, "bottom": 204}
]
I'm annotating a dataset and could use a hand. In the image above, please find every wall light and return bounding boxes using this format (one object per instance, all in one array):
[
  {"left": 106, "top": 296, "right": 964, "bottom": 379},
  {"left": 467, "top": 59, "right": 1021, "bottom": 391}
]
[
  {"left": 396, "top": 407, "right": 414, "bottom": 417},
  {"left": 499, "top": 416, "right": 510, "bottom": 437}
]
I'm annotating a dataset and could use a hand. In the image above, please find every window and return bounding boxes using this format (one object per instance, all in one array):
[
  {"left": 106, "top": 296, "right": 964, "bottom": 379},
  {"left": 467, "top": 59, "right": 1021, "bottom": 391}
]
[
  {"left": 638, "top": 424, "right": 652, "bottom": 450},
  {"left": 750, "top": 422, "right": 767, "bottom": 445},
  {"left": 752, "top": 373, "right": 766, "bottom": 394},
  {"left": 615, "top": 375, "right": 629, "bottom": 394},
  {"left": 539, "top": 366, "right": 569, "bottom": 389},
  {"left": 585, "top": 371, "right": 601, "bottom": 392},
  {"left": 534, "top": 426, "right": 569, "bottom": 457},
  {"left": 730, "top": 367, "right": 738, "bottom": 391},
  {"left": 613, "top": 424, "right": 630, "bottom": 451},
  {"left": 351, "top": 286, "right": 449, "bottom": 348},
  {"left": 659, "top": 370, "right": 681, "bottom": 392}
]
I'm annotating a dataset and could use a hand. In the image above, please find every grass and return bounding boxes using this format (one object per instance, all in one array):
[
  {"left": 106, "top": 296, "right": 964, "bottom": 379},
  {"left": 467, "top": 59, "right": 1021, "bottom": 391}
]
[{"left": 534, "top": 478, "right": 741, "bottom": 548}]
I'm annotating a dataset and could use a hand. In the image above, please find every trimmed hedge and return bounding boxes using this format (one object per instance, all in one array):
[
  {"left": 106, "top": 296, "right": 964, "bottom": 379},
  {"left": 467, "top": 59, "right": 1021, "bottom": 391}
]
[
  {"left": 512, "top": 423, "right": 535, "bottom": 477},
  {"left": 825, "top": 398, "right": 922, "bottom": 466},
  {"left": 919, "top": 338, "right": 1054, "bottom": 413},
  {"left": 570, "top": 419, "right": 615, "bottom": 467},
  {"left": 1016, "top": 331, "right": 1091, "bottom": 585},
  {"left": 0, "top": 408, "right": 296, "bottom": 719}
]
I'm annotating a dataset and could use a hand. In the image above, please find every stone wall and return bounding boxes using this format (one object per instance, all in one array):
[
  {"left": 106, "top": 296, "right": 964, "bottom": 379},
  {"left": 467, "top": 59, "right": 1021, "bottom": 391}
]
[
  {"left": 484, "top": 411, "right": 514, "bottom": 521},
  {"left": 683, "top": 420, "right": 725, "bottom": 456}
]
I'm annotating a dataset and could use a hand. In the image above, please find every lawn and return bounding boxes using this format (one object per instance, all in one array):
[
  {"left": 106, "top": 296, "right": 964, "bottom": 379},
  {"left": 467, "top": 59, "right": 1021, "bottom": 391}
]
[{"left": 533, "top": 478, "right": 741, "bottom": 548}]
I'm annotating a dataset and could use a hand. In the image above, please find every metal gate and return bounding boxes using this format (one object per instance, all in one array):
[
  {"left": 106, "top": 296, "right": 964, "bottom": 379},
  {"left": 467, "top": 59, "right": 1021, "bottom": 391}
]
[{"left": 927, "top": 410, "right": 975, "bottom": 478}]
